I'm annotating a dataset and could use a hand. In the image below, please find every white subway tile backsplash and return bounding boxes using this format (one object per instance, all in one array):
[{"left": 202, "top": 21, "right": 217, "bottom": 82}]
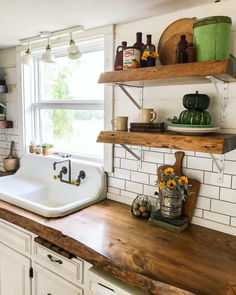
[
  {"left": 126, "top": 181, "right": 143, "bottom": 194},
  {"left": 199, "top": 184, "right": 219, "bottom": 199},
  {"left": 108, "top": 187, "right": 120, "bottom": 195},
  {"left": 121, "top": 158, "right": 137, "bottom": 171},
  {"left": 187, "top": 156, "right": 212, "bottom": 171},
  {"left": 220, "top": 188, "right": 236, "bottom": 203},
  {"left": 193, "top": 208, "right": 203, "bottom": 218},
  {"left": 114, "top": 168, "right": 130, "bottom": 180},
  {"left": 222, "top": 161, "right": 236, "bottom": 175},
  {"left": 225, "top": 150, "right": 236, "bottom": 161},
  {"left": 143, "top": 184, "right": 157, "bottom": 197},
  {"left": 172, "top": 149, "right": 194, "bottom": 156},
  {"left": 211, "top": 200, "right": 236, "bottom": 217},
  {"left": 165, "top": 153, "right": 187, "bottom": 167},
  {"left": 114, "top": 147, "right": 125, "bottom": 158},
  {"left": 204, "top": 172, "right": 231, "bottom": 188},
  {"left": 114, "top": 157, "right": 120, "bottom": 168},
  {"left": 120, "top": 190, "right": 137, "bottom": 199},
  {"left": 182, "top": 168, "right": 204, "bottom": 183},
  {"left": 131, "top": 171, "right": 149, "bottom": 184},
  {"left": 231, "top": 218, "right": 236, "bottom": 227},
  {"left": 149, "top": 174, "right": 157, "bottom": 186},
  {"left": 232, "top": 176, "right": 236, "bottom": 189},
  {"left": 203, "top": 211, "right": 230, "bottom": 225},
  {"left": 143, "top": 151, "right": 163, "bottom": 163},
  {"left": 108, "top": 177, "right": 125, "bottom": 190},
  {"left": 138, "top": 161, "right": 157, "bottom": 174},
  {"left": 196, "top": 196, "right": 211, "bottom": 210}
]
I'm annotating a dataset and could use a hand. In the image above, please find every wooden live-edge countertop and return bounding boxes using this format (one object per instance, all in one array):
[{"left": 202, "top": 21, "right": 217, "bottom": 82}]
[{"left": 1, "top": 200, "right": 236, "bottom": 295}]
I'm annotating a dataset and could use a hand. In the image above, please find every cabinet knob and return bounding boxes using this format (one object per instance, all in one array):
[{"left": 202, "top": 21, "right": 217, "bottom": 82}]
[{"left": 47, "top": 254, "right": 63, "bottom": 264}]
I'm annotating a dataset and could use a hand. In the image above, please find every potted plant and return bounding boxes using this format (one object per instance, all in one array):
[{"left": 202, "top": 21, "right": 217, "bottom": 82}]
[
  {"left": 35, "top": 145, "right": 42, "bottom": 155},
  {"left": 42, "top": 143, "right": 54, "bottom": 156},
  {"left": 156, "top": 168, "right": 192, "bottom": 218}
]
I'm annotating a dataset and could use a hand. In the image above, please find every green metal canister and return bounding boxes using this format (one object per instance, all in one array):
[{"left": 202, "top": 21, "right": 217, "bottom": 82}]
[{"left": 193, "top": 16, "right": 232, "bottom": 61}]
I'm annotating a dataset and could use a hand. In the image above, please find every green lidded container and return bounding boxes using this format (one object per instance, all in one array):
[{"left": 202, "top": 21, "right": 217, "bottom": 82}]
[{"left": 193, "top": 16, "right": 232, "bottom": 62}]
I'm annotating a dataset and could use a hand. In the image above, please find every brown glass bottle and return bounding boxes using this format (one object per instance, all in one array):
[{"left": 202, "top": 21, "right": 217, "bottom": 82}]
[
  {"left": 114, "top": 41, "right": 127, "bottom": 71},
  {"left": 176, "top": 35, "right": 188, "bottom": 64},
  {"left": 186, "top": 43, "right": 196, "bottom": 63},
  {"left": 133, "top": 32, "right": 144, "bottom": 53},
  {"left": 144, "top": 34, "right": 155, "bottom": 52},
  {"left": 134, "top": 32, "right": 145, "bottom": 67}
]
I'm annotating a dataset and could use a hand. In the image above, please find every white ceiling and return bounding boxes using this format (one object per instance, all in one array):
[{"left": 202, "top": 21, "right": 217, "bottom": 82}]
[{"left": 0, "top": 0, "right": 212, "bottom": 48}]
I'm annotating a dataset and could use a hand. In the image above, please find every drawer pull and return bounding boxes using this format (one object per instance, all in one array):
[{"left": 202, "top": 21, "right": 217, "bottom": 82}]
[{"left": 47, "top": 254, "right": 63, "bottom": 264}]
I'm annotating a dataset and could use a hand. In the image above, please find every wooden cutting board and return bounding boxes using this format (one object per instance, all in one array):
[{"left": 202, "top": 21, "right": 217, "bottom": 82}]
[
  {"left": 157, "top": 151, "right": 200, "bottom": 221},
  {"left": 158, "top": 18, "right": 195, "bottom": 65}
]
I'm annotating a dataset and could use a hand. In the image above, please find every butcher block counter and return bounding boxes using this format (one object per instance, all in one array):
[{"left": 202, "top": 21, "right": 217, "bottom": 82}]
[{"left": 0, "top": 199, "right": 236, "bottom": 295}]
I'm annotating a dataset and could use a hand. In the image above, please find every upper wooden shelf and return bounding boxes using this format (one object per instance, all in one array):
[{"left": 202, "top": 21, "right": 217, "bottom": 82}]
[
  {"left": 98, "top": 58, "right": 236, "bottom": 87},
  {"left": 97, "top": 131, "right": 236, "bottom": 154}
]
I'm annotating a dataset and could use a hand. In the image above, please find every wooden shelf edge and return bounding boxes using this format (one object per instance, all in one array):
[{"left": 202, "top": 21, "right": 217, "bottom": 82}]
[
  {"left": 97, "top": 131, "right": 236, "bottom": 154},
  {"left": 98, "top": 58, "right": 236, "bottom": 87}
]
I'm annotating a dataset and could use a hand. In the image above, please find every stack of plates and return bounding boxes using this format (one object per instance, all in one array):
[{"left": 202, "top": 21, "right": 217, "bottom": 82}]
[{"left": 167, "top": 124, "right": 220, "bottom": 135}]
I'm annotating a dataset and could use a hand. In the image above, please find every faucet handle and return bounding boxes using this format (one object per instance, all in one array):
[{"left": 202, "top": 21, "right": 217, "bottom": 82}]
[
  {"left": 53, "top": 174, "right": 59, "bottom": 180},
  {"left": 71, "top": 179, "right": 81, "bottom": 186}
]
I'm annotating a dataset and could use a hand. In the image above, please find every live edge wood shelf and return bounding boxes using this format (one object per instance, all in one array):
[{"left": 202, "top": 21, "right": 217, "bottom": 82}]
[
  {"left": 97, "top": 131, "right": 236, "bottom": 154},
  {"left": 98, "top": 58, "right": 236, "bottom": 86}
]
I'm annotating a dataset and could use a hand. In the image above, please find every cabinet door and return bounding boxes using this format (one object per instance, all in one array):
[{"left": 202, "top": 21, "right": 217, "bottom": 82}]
[
  {"left": 33, "top": 263, "right": 83, "bottom": 295},
  {"left": 0, "top": 242, "right": 31, "bottom": 295}
]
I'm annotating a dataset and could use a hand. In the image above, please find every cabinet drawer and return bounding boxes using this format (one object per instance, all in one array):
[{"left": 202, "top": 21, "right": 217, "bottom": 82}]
[
  {"left": 34, "top": 243, "right": 83, "bottom": 285},
  {"left": 0, "top": 220, "right": 31, "bottom": 256},
  {"left": 33, "top": 262, "right": 83, "bottom": 295}
]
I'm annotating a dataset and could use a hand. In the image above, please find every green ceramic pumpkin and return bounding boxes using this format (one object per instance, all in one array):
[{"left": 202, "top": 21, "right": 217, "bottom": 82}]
[
  {"left": 179, "top": 110, "right": 211, "bottom": 125},
  {"left": 183, "top": 91, "right": 210, "bottom": 111}
]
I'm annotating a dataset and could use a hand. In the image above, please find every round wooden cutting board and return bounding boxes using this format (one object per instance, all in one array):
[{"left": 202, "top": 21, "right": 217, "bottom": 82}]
[{"left": 158, "top": 18, "right": 196, "bottom": 65}]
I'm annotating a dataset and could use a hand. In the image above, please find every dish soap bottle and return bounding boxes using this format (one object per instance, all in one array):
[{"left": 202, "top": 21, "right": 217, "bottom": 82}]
[{"left": 114, "top": 41, "right": 127, "bottom": 71}]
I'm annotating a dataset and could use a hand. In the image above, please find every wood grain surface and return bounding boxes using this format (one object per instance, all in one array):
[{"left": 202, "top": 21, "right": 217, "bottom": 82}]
[
  {"left": 158, "top": 18, "right": 195, "bottom": 65},
  {"left": 98, "top": 58, "right": 236, "bottom": 87},
  {"left": 157, "top": 152, "right": 200, "bottom": 221},
  {"left": 1, "top": 200, "right": 236, "bottom": 295},
  {"left": 97, "top": 131, "right": 236, "bottom": 154}
]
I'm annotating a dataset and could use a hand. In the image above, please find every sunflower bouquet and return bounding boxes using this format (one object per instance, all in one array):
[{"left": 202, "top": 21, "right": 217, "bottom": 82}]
[
  {"left": 156, "top": 167, "right": 191, "bottom": 201},
  {"left": 141, "top": 47, "right": 159, "bottom": 61}
]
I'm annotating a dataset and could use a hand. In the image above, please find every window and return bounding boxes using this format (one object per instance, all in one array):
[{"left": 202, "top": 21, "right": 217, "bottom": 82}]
[{"left": 26, "top": 37, "right": 104, "bottom": 159}]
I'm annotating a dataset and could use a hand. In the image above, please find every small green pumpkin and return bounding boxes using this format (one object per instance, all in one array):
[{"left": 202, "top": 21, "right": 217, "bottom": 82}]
[
  {"left": 183, "top": 91, "right": 210, "bottom": 111},
  {"left": 179, "top": 110, "right": 211, "bottom": 125}
]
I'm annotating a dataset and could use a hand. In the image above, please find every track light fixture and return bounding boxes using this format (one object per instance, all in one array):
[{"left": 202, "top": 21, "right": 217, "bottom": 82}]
[
  {"left": 21, "top": 44, "right": 31, "bottom": 65},
  {"left": 41, "top": 39, "right": 55, "bottom": 64},
  {"left": 68, "top": 33, "right": 82, "bottom": 60}
]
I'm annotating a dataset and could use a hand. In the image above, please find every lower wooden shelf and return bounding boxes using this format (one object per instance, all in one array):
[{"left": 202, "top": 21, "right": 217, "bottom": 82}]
[{"left": 97, "top": 131, "right": 236, "bottom": 154}]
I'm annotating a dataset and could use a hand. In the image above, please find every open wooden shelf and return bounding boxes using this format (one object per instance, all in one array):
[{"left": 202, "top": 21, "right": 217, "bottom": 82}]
[
  {"left": 98, "top": 57, "right": 236, "bottom": 87},
  {"left": 0, "top": 121, "right": 13, "bottom": 129},
  {"left": 97, "top": 131, "right": 236, "bottom": 154}
]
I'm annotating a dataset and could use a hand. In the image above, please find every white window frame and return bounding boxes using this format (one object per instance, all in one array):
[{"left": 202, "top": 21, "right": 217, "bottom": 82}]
[{"left": 17, "top": 25, "right": 114, "bottom": 170}]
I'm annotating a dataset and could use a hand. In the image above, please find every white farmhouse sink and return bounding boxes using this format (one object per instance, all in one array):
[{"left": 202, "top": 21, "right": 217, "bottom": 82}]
[{"left": 0, "top": 154, "right": 106, "bottom": 217}]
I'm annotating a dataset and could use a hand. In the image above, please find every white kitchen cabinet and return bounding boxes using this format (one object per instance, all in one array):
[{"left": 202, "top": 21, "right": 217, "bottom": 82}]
[
  {"left": 0, "top": 242, "right": 31, "bottom": 295},
  {"left": 33, "top": 263, "right": 83, "bottom": 295}
]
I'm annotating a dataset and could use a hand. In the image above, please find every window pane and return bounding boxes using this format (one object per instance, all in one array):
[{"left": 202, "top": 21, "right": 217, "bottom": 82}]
[
  {"left": 39, "top": 50, "right": 104, "bottom": 100},
  {"left": 40, "top": 109, "right": 103, "bottom": 158}
]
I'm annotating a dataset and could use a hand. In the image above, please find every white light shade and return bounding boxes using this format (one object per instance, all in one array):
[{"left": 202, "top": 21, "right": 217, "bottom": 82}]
[
  {"left": 68, "top": 39, "right": 82, "bottom": 60},
  {"left": 41, "top": 44, "right": 55, "bottom": 63},
  {"left": 21, "top": 49, "right": 31, "bottom": 65}
]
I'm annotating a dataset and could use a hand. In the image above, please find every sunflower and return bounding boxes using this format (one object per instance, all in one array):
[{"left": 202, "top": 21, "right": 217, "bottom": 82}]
[
  {"left": 159, "top": 181, "right": 166, "bottom": 190},
  {"left": 151, "top": 52, "right": 159, "bottom": 59},
  {"left": 164, "top": 167, "right": 174, "bottom": 175},
  {"left": 167, "top": 179, "right": 176, "bottom": 189},
  {"left": 178, "top": 176, "right": 188, "bottom": 185}
]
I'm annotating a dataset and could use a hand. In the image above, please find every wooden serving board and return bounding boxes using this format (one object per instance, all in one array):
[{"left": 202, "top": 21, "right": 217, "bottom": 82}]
[{"left": 157, "top": 151, "right": 200, "bottom": 221}]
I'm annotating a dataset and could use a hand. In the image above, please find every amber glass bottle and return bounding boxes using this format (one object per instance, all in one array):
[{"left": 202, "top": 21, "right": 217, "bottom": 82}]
[
  {"left": 114, "top": 41, "right": 127, "bottom": 71},
  {"left": 176, "top": 35, "right": 188, "bottom": 64},
  {"left": 133, "top": 32, "right": 144, "bottom": 53},
  {"left": 144, "top": 34, "right": 155, "bottom": 52}
]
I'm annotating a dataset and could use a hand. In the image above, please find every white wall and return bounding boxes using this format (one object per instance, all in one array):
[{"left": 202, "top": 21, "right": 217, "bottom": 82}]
[
  {"left": 0, "top": 47, "right": 21, "bottom": 170},
  {"left": 107, "top": 0, "right": 236, "bottom": 236}
]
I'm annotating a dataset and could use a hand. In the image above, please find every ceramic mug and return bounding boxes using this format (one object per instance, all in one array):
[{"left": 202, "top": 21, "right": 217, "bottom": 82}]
[
  {"left": 111, "top": 116, "right": 128, "bottom": 131},
  {"left": 141, "top": 109, "right": 157, "bottom": 123}
]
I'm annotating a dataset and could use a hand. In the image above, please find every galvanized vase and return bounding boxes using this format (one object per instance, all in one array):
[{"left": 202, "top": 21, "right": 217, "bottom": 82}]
[{"left": 159, "top": 190, "right": 183, "bottom": 218}]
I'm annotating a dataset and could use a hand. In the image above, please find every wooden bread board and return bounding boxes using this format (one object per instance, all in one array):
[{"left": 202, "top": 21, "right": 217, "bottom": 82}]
[{"left": 157, "top": 151, "right": 200, "bottom": 221}]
